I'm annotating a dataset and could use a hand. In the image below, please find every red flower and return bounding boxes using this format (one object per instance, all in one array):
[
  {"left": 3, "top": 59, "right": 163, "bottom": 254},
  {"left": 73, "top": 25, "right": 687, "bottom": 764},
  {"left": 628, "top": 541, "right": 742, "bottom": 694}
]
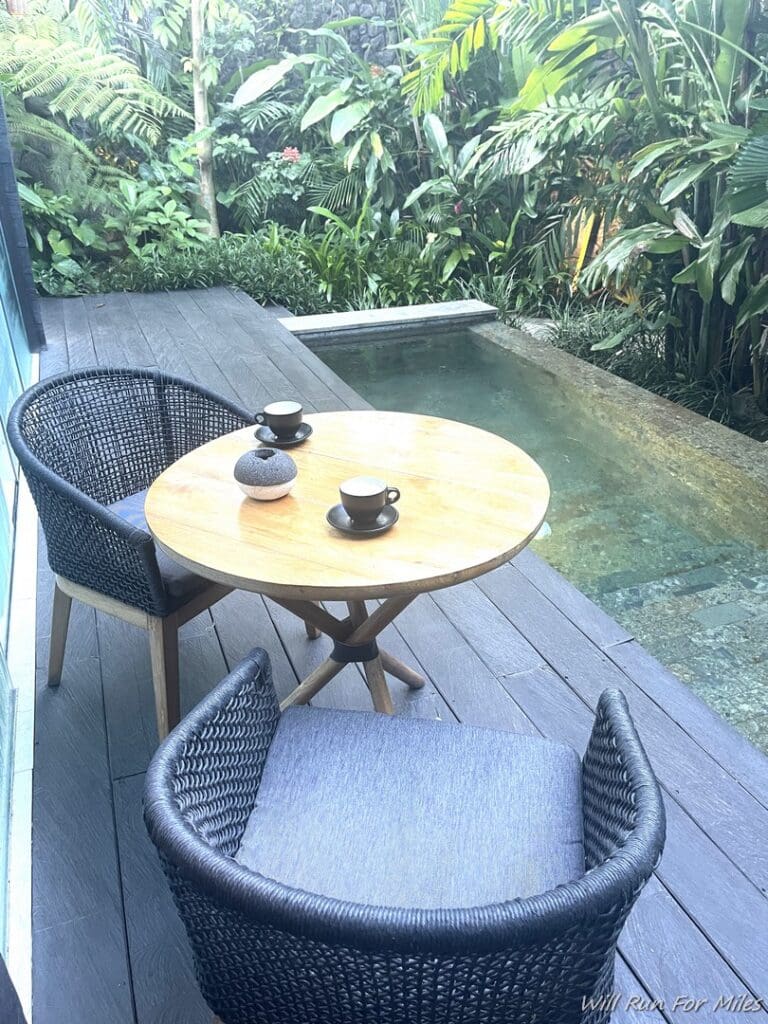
[
  {"left": 281, "top": 146, "right": 301, "bottom": 163},
  {"left": 453, "top": 200, "right": 463, "bottom": 215},
  {"left": 370, "top": 64, "right": 384, "bottom": 78}
]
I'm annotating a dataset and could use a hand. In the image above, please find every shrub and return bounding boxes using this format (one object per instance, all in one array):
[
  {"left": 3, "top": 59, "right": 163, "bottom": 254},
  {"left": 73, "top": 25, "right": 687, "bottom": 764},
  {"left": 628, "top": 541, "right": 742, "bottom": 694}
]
[
  {"left": 104, "top": 230, "right": 329, "bottom": 315},
  {"left": 549, "top": 303, "right": 738, "bottom": 428}
]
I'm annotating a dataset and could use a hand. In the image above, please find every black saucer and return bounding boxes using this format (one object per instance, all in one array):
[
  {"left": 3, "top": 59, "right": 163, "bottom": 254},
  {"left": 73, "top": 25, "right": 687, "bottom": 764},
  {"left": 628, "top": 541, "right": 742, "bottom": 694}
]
[
  {"left": 326, "top": 504, "right": 399, "bottom": 537},
  {"left": 254, "top": 422, "right": 313, "bottom": 448}
]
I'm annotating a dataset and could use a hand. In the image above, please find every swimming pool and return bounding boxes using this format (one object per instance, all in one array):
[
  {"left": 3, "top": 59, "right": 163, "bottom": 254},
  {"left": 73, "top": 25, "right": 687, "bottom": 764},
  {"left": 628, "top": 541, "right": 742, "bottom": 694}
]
[{"left": 315, "top": 329, "right": 768, "bottom": 752}]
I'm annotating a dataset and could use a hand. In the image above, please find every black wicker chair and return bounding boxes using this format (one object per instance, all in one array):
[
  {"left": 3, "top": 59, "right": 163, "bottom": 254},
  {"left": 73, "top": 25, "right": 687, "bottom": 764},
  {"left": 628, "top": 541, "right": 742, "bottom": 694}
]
[
  {"left": 144, "top": 648, "right": 665, "bottom": 1024},
  {"left": 8, "top": 368, "right": 254, "bottom": 738}
]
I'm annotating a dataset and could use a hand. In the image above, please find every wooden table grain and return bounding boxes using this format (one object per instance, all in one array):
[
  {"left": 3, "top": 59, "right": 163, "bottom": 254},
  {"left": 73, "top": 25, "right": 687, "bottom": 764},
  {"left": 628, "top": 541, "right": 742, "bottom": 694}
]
[{"left": 146, "top": 411, "right": 550, "bottom": 712}]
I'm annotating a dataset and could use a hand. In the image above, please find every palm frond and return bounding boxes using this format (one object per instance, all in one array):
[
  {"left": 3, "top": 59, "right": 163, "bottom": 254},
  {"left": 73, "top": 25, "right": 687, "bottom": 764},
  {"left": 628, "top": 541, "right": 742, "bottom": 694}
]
[
  {"left": 402, "top": 0, "right": 499, "bottom": 114},
  {"left": 238, "top": 98, "right": 293, "bottom": 132},
  {"left": 306, "top": 169, "right": 366, "bottom": 213}
]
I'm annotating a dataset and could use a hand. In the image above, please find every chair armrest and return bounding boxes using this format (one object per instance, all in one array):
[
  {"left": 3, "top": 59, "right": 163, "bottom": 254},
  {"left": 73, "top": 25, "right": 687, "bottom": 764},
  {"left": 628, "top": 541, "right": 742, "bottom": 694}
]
[
  {"left": 144, "top": 648, "right": 280, "bottom": 859},
  {"left": 581, "top": 689, "right": 665, "bottom": 873}
]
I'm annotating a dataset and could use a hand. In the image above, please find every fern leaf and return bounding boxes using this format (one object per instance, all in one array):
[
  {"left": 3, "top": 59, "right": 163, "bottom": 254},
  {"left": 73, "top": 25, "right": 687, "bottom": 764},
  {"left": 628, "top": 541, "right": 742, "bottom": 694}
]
[{"left": 0, "top": 34, "right": 188, "bottom": 143}]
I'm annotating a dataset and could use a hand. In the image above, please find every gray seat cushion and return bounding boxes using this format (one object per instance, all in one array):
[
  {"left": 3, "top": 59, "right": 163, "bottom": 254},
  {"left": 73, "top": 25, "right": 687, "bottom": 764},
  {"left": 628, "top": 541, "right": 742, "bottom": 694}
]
[
  {"left": 109, "top": 489, "right": 209, "bottom": 610},
  {"left": 236, "top": 707, "right": 584, "bottom": 909}
]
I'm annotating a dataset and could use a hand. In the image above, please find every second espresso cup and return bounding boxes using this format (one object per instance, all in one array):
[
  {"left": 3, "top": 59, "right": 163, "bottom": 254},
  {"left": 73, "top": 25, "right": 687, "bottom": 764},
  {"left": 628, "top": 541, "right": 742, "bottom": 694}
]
[
  {"left": 255, "top": 400, "right": 303, "bottom": 439},
  {"left": 339, "top": 476, "right": 400, "bottom": 524}
]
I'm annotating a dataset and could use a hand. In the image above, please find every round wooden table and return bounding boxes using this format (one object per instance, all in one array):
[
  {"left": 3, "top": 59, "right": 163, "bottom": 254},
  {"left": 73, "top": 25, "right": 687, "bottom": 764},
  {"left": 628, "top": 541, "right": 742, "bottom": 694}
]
[{"left": 145, "top": 411, "right": 549, "bottom": 713}]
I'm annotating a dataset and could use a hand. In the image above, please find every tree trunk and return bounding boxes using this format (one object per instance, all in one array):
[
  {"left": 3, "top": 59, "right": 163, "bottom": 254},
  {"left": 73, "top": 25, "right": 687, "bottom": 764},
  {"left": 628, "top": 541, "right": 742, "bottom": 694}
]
[
  {"left": 5, "top": 0, "right": 28, "bottom": 13},
  {"left": 190, "top": 0, "right": 220, "bottom": 238}
]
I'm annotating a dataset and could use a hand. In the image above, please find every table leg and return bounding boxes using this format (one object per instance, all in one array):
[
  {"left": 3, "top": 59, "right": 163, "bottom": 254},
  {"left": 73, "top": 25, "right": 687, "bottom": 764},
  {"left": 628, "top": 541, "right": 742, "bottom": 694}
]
[
  {"left": 278, "top": 594, "right": 417, "bottom": 712},
  {"left": 303, "top": 604, "right": 322, "bottom": 640},
  {"left": 379, "top": 649, "right": 426, "bottom": 689},
  {"left": 347, "top": 600, "right": 394, "bottom": 715}
]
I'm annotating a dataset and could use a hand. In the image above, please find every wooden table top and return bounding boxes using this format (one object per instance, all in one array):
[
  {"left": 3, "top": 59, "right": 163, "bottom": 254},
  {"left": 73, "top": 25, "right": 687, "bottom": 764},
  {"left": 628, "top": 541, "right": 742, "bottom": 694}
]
[{"left": 145, "top": 411, "right": 550, "bottom": 601}]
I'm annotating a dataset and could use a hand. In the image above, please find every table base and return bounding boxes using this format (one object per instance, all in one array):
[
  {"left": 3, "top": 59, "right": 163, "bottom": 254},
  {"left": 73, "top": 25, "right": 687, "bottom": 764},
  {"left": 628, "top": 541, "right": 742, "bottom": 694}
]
[{"left": 273, "top": 596, "right": 426, "bottom": 714}]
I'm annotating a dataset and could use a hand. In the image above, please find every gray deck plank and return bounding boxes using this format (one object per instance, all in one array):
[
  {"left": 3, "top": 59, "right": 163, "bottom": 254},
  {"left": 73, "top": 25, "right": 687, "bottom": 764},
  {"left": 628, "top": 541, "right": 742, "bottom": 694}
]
[
  {"left": 31, "top": 647, "right": 135, "bottom": 1024},
  {"left": 607, "top": 638, "right": 768, "bottom": 810},
  {"left": 168, "top": 290, "right": 261, "bottom": 401},
  {"left": 123, "top": 292, "right": 201, "bottom": 382},
  {"left": 82, "top": 292, "right": 155, "bottom": 367},
  {"left": 188, "top": 290, "right": 315, "bottom": 411},
  {"left": 227, "top": 287, "right": 372, "bottom": 410},
  {"left": 97, "top": 610, "right": 229, "bottom": 780},
  {"left": 113, "top": 773, "right": 209, "bottom": 1024},
  {"left": 33, "top": 288, "right": 768, "bottom": 1024},
  {"left": 477, "top": 563, "right": 768, "bottom": 890},
  {"left": 62, "top": 295, "right": 96, "bottom": 368},
  {"left": 164, "top": 290, "right": 268, "bottom": 408},
  {"left": 207, "top": 590, "right": 300, "bottom": 703},
  {"left": 513, "top": 546, "right": 632, "bottom": 648},
  {"left": 393, "top": 594, "right": 540, "bottom": 735},
  {"left": 38, "top": 298, "right": 67, "bottom": 374}
]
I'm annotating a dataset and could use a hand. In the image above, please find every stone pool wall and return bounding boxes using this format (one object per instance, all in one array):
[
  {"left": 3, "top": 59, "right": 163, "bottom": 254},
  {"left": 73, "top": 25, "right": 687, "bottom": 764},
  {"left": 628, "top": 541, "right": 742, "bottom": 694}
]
[{"left": 473, "top": 321, "right": 768, "bottom": 548}]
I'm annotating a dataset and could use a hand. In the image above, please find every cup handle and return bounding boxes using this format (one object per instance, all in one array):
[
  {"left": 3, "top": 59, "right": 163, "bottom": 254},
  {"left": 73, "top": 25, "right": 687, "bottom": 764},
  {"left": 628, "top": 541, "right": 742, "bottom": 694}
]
[
  {"left": 386, "top": 487, "right": 400, "bottom": 505},
  {"left": 255, "top": 412, "right": 265, "bottom": 424}
]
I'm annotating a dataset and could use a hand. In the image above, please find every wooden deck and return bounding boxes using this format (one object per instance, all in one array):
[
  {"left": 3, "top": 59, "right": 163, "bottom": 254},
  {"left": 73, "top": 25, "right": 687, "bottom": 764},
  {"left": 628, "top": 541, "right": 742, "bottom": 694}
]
[{"left": 33, "top": 287, "right": 768, "bottom": 1024}]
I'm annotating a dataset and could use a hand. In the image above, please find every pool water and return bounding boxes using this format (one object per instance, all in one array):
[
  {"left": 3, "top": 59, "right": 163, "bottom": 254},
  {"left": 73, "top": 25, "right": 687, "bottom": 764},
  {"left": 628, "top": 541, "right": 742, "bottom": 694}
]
[{"left": 317, "top": 331, "right": 768, "bottom": 751}]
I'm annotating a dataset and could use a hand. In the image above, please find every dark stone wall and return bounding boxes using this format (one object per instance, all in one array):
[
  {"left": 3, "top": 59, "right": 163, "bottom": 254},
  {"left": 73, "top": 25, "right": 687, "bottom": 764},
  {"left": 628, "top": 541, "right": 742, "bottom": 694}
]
[{"left": 286, "top": 0, "right": 400, "bottom": 62}]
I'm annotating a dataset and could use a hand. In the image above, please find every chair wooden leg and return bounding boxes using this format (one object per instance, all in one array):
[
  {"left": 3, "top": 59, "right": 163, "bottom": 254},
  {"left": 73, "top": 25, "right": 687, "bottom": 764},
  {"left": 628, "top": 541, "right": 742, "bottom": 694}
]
[
  {"left": 148, "top": 616, "right": 181, "bottom": 740},
  {"left": 48, "top": 581, "right": 72, "bottom": 687}
]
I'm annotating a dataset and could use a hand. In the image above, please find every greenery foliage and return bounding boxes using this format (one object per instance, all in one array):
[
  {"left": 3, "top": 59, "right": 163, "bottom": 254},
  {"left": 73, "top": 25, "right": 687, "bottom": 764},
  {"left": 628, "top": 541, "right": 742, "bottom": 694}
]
[
  {"left": 3, "top": 0, "right": 768, "bottom": 427},
  {"left": 106, "top": 228, "right": 329, "bottom": 313}
]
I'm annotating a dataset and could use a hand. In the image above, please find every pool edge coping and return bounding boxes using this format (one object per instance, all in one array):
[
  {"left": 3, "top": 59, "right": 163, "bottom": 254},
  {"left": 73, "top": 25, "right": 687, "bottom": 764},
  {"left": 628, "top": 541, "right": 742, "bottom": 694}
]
[
  {"left": 280, "top": 300, "right": 497, "bottom": 342},
  {"left": 471, "top": 321, "right": 768, "bottom": 537}
]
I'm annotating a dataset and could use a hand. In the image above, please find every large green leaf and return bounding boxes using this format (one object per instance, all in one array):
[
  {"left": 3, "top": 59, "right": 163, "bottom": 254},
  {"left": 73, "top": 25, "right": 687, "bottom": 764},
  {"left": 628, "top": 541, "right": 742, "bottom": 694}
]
[
  {"left": 547, "top": 10, "right": 618, "bottom": 51},
  {"left": 300, "top": 87, "right": 350, "bottom": 131},
  {"left": 423, "top": 112, "right": 450, "bottom": 167},
  {"left": 628, "top": 140, "right": 683, "bottom": 181},
  {"left": 16, "top": 182, "right": 46, "bottom": 209},
  {"left": 330, "top": 100, "right": 374, "bottom": 145},
  {"left": 694, "top": 238, "right": 721, "bottom": 303},
  {"left": 645, "top": 234, "right": 688, "bottom": 254},
  {"left": 736, "top": 275, "right": 768, "bottom": 328},
  {"left": 403, "top": 180, "right": 438, "bottom": 209},
  {"left": 672, "top": 208, "right": 702, "bottom": 243},
  {"left": 456, "top": 135, "right": 481, "bottom": 176},
  {"left": 731, "top": 201, "right": 768, "bottom": 228},
  {"left": 590, "top": 320, "right": 637, "bottom": 352},
  {"left": 345, "top": 135, "right": 365, "bottom": 172},
  {"left": 233, "top": 55, "right": 317, "bottom": 107},
  {"left": 659, "top": 163, "right": 712, "bottom": 205},
  {"left": 720, "top": 236, "right": 754, "bottom": 305}
]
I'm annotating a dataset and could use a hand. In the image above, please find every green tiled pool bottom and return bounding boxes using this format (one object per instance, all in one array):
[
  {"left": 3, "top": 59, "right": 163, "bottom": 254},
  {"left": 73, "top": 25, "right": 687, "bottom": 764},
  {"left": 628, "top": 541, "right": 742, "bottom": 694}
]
[{"left": 316, "top": 331, "right": 768, "bottom": 753}]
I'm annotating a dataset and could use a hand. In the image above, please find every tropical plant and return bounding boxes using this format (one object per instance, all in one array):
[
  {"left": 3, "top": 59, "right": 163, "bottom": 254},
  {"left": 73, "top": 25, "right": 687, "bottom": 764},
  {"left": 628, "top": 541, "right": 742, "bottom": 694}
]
[
  {"left": 102, "top": 178, "right": 210, "bottom": 256},
  {"left": 0, "top": 2, "right": 186, "bottom": 173},
  {"left": 232, "top": 22, "right": 417, "bottom": 212},
  {"left": 218, "top": 147, "right": 314, "bottom": 230},
  {"left": 405, "top": 0, "right": 768, "bottom": 406},
  {"left": 105, "top": 227, "right": 329, "bottom": 313},
  {"left": 18, "top": 181, "right": 111, "bottom": 294}
]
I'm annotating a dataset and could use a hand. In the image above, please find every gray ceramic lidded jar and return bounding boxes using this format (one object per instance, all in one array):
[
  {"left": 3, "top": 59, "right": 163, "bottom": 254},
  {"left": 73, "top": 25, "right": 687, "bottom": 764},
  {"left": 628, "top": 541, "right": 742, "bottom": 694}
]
[{"left": 234, "top": 447, "right": 297, "bottom": 500}]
